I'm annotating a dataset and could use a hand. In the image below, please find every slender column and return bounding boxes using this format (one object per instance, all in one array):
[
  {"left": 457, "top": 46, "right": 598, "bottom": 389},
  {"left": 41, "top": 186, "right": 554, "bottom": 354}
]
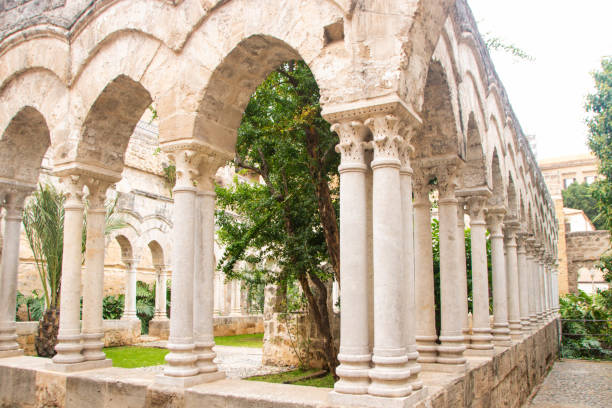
[
  {"left": 436, "top": 165, "right": 466, "bottom": 367},
  {"left": 193, "top": 173, "right": 222, "bottom": 376},
  {"left": 537, "top": 249, "right": 546, "bottom": 324},
  {"left": 81, "top": 179, "right": 112, "bottom": 361},
  {"left": 331, "top": 121, "right": 371, "bottom": 395},
  {"left": 53, "top": 176, "right": 86, "bottom": 364},
  {"left": 230, "top": 280, "right": 242, "bottom": 316},
  {"left": 413, "top": 179, "right": 437, "bottom": 363},
  {"left": 456, "top": 199, "right": 470, "bottom": 347},
  {"left": 162, "top": 149, "right": 200, "bottom": 379},
  {"left": 121, "top": 258, "right": 139, "bottom": 321},
  {"left": 213, "top": 272, "right": 223, "bottom": 316},
  {"left": 366, "top": 114, "right": 411, "bottom": 397},
  {"left": 554, "top": 270, "right": 560, "bottom": 316},
  {"left": 526, "top": 239, "right": 538, "bottom": 329},
  {"left": 399, "top": 139, "right": 421, "bottom": 390},
  {"left": 543, "top": 260, "right": 550, "bottom": 320},
  {"left": 487, "top": 209, "right": 511, "bottom": 347},
  {"left": 153, "top": 265, "right": 169, "bottom": 320},
  {"left": 503, "top": 222, "right": 522, "bottom": 340},
  {"left": 0, "top": 188, "right": 29, "bottom": 356},
  {"left": 534, "top": 247, "right": 544, "bottom": 325},
  {"left": 466, "top": 195, "right": 493, "bottom": 351},
  {"left": 516, "top": 234, "right": 531, "bottom": 334}
]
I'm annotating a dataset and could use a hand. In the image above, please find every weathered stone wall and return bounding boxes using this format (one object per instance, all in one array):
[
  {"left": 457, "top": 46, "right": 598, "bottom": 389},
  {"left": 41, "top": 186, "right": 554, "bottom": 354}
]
[
  {"left": 149, "top": 315, "right": 264, "bottom": 340},
  {"left": 16, "top": 320, "right": 141, "bottom": 356},
  {"left": 565, "top": 230, "right": 610, "bottom": 294}
]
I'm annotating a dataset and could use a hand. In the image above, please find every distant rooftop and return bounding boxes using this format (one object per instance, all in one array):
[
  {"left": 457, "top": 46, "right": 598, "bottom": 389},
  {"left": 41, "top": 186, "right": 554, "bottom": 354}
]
[{"left": 539, "top": 153, "right": 597, "bottom": 168}]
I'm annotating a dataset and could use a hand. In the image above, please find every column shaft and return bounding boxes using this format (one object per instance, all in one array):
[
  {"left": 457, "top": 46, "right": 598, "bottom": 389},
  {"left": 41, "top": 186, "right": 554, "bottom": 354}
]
[
  {"left": 504, "top": 226, "right": 522, "bottom": 340},
  {"left": 488, "top": 212, "right": 511, "bottom": 346},
  {"left": 122, "top": 261, "right": 138, "bottom": 320},
  {"left": 456, "top": 202, "right": 470, "bottom": 347},
  {"left": 517, "top": 239, "right": 531, "bottom": 334}
]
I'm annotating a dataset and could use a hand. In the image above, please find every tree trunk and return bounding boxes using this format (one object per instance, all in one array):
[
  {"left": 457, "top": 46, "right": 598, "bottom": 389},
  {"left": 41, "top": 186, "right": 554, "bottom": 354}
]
[{"left": 35, "top": 307, "right": 59, "bottom": 357}]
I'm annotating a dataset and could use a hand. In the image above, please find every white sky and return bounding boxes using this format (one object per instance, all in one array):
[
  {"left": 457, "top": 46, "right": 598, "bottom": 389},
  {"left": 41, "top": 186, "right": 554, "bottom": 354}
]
[{"left": 467, "top": 0, "right": 612, "bottom": 160}]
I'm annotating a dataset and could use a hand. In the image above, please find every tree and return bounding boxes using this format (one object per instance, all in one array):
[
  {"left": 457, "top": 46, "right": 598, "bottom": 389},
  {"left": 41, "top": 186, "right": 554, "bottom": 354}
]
[
  {"left": 586, "top": 56, "right": 612, "bottom": 233},
  {"left": 562, "top": 181, "right": 606, "bottom": 230},
  {"left": 216, "top": 61, "right": 340, "bottom": 374},
  {"left": 22, "top": 183, "right": 126, "bottom": 356}
]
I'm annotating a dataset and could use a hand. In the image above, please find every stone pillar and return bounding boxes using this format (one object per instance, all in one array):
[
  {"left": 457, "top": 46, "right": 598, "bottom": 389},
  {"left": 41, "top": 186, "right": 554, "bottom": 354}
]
[
  {"left": 487, "top": 209, "right": 511, "bottom": 347},
  {"left": 81, "top": 179, "right": 112, "bottom": 362},
  {"left": 503, "top": 221, "right": 522, "bottom": 341},
  {"left": 366, "top": 114, "right": 411, "bottom": 397},
  {"left": 516, "top": 234, "right": 531, "bottom": 334},
  {"left": 413, "top": 178, "right": 437, "bottom": 363},
  {"left": 52, "top": 176, "right": 87, "bottom": 365},
  {"left": 153, "top": 265, "right": 169, "bottom": 320},
  {"left": 536, "top": 249, "right": 546, "bottom": 324},
  {"left": 436, "top": 165, "right": 467, "bottom": 368},
  {"left": 543, "top": 260, "right": 550, "bottom": 321},
  {"left": 230, "top": 280, "right": 242, "bottom": 316},
  {"left": 213, "top": 272, "right": 223, "bottom": 316},
  {"left": 193, "top": 167, "right": 224, "bottom": 379},
  {"left": 399, "top": 137, "right": 421, "bottom": 391},
  {"left": 456, "top": 199, "right": 470, "bottom": 347},
  {"left": 533, "top": 247, "right": 544, "bottom": 325},
  {"left": 159, "top": 148, "right": 201, "bottom": 383},
  {"left": 330, "top": 120, "right": 371, "bottom": 396},
  {"left": 465, "top": 193, "right": 493, "bottom": 353},
  {"left": 0, "top": 187, "right": 29, "bottom": 357},
  {"left": 121, "top": 258, "right": 139, "bottom": 321},
  {"left": 526, "top": 239, "right": 538, "bottom": 329}
]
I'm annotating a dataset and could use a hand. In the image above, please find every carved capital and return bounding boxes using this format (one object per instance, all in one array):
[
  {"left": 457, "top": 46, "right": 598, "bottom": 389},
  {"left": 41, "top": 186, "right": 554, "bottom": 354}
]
[
  {"left": 466, "top": 195, "right": 488, "bottom": 223},
  {"left": 435, "top": 164, "right": 459, "bottom": 200},
  {"left": 413, "top": 169, "right": 433, "bottom": 203},
  {"left": 332, "top": 120, "right": 368, "bottom": 170},
  {"left": 486, "top": 207, "right": 506, "bottom": 235},
  {"left": 85, "top": 178, "right": 113, "bottom": 209},
  {"left": 60, "top": 175, "right": 87, "bottom": 207},
  {"left": 365, "top": 114, "right": 403, "bottom": 165},
  {"left": 2, "top": 186, "right": 32, "bottom": 218}
]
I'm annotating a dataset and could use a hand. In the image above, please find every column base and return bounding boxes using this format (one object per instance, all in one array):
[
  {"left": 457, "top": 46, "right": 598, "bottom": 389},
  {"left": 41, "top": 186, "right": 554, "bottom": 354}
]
[
  {"left": 329, "top": 387, "right": 427, "bottom": 408},
  {"left": 464, "top": 348, "right": 495, "bottom": 357},
  {"left": 0, "top": 349, "right": 23, "bottom": 358},
  {"left": 419, "top": 362, "right": 468, "bottom": 373},
  {"left": 510, "top": 332, "right": 523, "bottom": 341},
  {"left": 45, "top": 358, "right": 112, "bottom": 373},
  {"left": 154, "top": 370, "right": 225, "bottom": 388}
]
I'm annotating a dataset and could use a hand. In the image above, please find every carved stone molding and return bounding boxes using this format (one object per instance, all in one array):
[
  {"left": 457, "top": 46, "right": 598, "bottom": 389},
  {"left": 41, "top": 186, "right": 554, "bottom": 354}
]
[
  {"left": 59, "top": 174, "right": 87, "bottom": 207},
  {"left": 331, "top": 120, "right": 369, "bottom": 169}
]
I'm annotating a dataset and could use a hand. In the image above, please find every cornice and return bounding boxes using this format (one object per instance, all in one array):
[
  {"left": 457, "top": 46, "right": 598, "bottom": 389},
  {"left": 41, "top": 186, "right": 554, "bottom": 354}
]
[{"left": 321, "top": 93, "right": 422, "bottom": 125}]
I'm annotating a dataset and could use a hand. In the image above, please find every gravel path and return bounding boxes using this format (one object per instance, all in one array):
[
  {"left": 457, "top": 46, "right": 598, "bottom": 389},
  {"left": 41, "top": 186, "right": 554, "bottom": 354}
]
[
  {"left": 136, "top": 339, "right": 291, "bottom": 379},
  {"left": 527, "top": 360, "right": 612, "bottom": 408}
]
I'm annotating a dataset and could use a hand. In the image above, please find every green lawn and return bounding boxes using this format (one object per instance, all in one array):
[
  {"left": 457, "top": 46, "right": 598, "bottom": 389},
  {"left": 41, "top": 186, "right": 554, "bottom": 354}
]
[
  {"left": 246, "top": 368, "right": 335, "bottom": 388},
  {"left": 103, "top": 333, "right": 264, "bottom": 368}
]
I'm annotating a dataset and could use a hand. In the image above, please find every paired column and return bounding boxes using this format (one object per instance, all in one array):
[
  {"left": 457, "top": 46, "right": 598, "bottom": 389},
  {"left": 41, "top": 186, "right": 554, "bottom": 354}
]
[
  {"left": 230, "top": 280, "right": 242, "bottom": 316},
  {"left": 414, "top": 178, "right": 437, "bottom": 363},
  {"left": 487, "top": 209, "right": 511, "bottom": 347},
  {"left": 456, "top": 199, "right": 470, "bottom": 347},
  {"left": 535, "top": 248, "right": 545, "bottom": 324},
  {"left": 366, "top": 114, "right": 411, "bottom": 397},
  {"left": 81, "top": 179, "right": 113, "bottom": 362},
  {"left": 52, "top": 176, "right": 87, "bottom": 364},
  {"left": 503, "top": 221, "right": 522, "bottom": 340},
  {"left": 465, "top": 194, "right": 494, "bottom": 352},
  {"left": 153, "top": 265, "right": 169, "bottom": 320},
  {"left": 516, "top": 234, "right": 532, "bottom": 334},
  {"left": 331, "top": 120, "right": 371, "bottom": 395},
  {"left": 436, "top": 166, "right": 467, "bottom": 367},
  {"left": 122, "top": 258, "right": 139, "bottom": 321},
  {"left": 0, "top": 187, "right": 30, "bottom": 357},
  {"left": 526, "top": 239, "right": 538, "bottom": 329}
]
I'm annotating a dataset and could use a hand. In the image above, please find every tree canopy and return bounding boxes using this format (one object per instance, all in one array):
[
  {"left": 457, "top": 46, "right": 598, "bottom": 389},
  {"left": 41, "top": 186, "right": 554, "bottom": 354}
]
[{"left": 562, "top": 181, "right": 606, "bottom": 230}]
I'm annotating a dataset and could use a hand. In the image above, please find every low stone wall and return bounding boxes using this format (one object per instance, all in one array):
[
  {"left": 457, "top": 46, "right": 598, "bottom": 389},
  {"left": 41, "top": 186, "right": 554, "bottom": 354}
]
[
  {"left": 16, "top": 320, "right": 141, "bottom": 356},
  {"left": 0, "top": 320, "right": 559, "bottom": 408},
  {"left": 149, "top": 315, "right": 264, "bottom": 340}
]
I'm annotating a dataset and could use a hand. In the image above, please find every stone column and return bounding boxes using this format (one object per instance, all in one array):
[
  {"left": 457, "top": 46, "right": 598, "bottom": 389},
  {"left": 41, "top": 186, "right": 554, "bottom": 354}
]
[
  {"left": 52, "top": 176, "right": 87, "bottom": 365},
  {"left": 213, "top": 272, "right": 223, "bottom": 316},
  {"left": 413, "top": 178, "right": 437, "bottom": 363},
  {"left": 193, "top": 164, "right": 224, "bottom": 380},
  {"left": 543, "top": 259, "right": 550, "bottom": 321},
  {"left": 399, "top": 137, "right": 421, "bottom": 390},
  {"left": 503, "top": 221, "right": 522, "bottom": 341},
  {"left": 153, "top": 265, "right": 169, "bottom": 320},
  {"left": 366, "top": 114, "right": 411, "bottom": 397},
  {"left": 330, "top": 120, "right": 371, "bottom": 396},
  {"left": 436, "top": 165, "right": 467, "bottom": 368},
  {"left": 456, "top": 199, "right": 470, "bottom": 347},
  {"left": 536, "top": 248, "right": 546, "bottom": 324},
  {"left": 81, "top": 178, "right": 112, "bottom": 362},
  {"left": 121, "top": 258, "right": 139, "bottom": 321},
  {"left": 526, "top": 239, "right": 538, "bottom": 329},
  {"left": 159, "top": 148, "right": 201, "bottom": 383},
  {"left": 516, "top": 234, "right": 531, "bottom": 334},
  {"left": 465, "top": 193, "right": 494, "bottom": 353},
  {"left": 533, "top": 247, "right": 544, "bottom": 325},
  {"left": 0, "top": 187, "right": 29, "bottom": 357},
  {"left": 487, "top": 209, "right": 511, "bottom": 347},
  {"left": 230, "top": 280, "right": 242, "bottom": 316}
]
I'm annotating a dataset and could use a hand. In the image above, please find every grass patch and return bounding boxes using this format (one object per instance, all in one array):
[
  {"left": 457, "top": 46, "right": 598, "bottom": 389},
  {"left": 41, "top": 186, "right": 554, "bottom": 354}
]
[
  {"left": 246, "top": 368, "right": 335, "bottom": 388},
  {"left": 214, "top": 333, "right": 263, "bottom": 348},
  {"left": 104, "top": 346, "right": 168, "bottom": 368}
]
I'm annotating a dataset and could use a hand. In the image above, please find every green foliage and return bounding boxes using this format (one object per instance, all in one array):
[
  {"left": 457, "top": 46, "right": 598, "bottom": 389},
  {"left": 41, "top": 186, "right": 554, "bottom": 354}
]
[
  {"left": 102, "top": 294, "right": 124, "bottom": 320},
  {"left": 562, "top": 181, "right": 606, "bottom": 230},
  {"left": 22, "top": 184, "right": 65, "bottom": 310},
  {"left": 136, "top": 281, "right": 155, "bottom": 334},
  {"left": 214, "top": 333, "right": 263, "bottom": 348},
  {"left": 16, "top": 290, "right": 44, "bottom": 322},
  {"left": 559, "top": 290, "right": 612, "bottom": 360},
  {"left": 104, "top": 346, "right": 168, "bottom": 368},
  {"left": 483, "top": 35, "right": 535, "bottom": 62},
  {"left": 586, "top": 56, "right": 612, "bottom": 233}
]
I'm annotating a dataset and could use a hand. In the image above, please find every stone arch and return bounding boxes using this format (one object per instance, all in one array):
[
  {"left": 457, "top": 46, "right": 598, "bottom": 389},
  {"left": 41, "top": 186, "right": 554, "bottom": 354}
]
[
  {"left": 462, "top": 112, "right": 487, "bottom": 188},
  {"left": 488, "top": 148, "right": 506, "bottom": 208},
  {"left": 114, "top": 234, "right": 135, "bottom": 262},
  {"left": 507, "top": 173, "right": 518, "bottom": 220},
  {"left": 0, "top": 106, "right": 51, "bottom": 184},
  {"left": 58, "top": 75, "right": 152, "bottom": 174},
  {"left": 138, "top": 227, "right": 172, "bottom": 267},
  {"left": 148, "top": 240, "right": 165, "bottom": 267}
]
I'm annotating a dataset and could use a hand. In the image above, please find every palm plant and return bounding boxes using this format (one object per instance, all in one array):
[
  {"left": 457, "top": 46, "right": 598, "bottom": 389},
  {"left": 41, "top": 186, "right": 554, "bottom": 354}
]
[
  {"left": 22, "top": 182, "right": 126, "bottom": 357},
  {"left": 136, "top": 281, "right": 155, "bottom": 334}
]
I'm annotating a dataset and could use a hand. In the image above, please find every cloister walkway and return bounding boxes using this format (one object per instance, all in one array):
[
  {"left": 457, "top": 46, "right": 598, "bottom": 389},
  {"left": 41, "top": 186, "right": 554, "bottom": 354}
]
[{"left": 527, "top": 360, "right": 612, "bottom": 408}]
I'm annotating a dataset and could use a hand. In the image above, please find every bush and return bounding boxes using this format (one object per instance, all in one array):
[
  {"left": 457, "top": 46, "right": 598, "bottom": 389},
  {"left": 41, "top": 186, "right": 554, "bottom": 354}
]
[{"left": 102, "top": 294, "right": 125, "bottom": 320}]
